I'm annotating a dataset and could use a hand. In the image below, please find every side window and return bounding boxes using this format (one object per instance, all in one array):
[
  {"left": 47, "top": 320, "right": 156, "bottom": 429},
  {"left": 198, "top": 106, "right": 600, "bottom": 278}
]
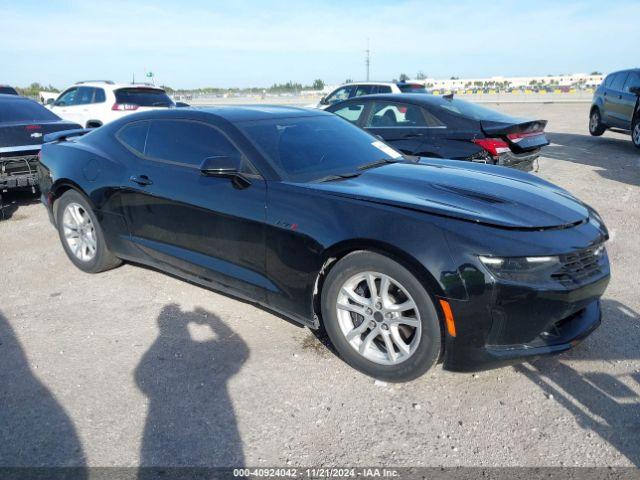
[
  {"left": 353, "top": 85, "right": 373, "bottom": 97},
  {"left": 94, "top": 88, "right": 106, "bottom": 103},
  {"left": 55, "top": 88, "right": 78, "bottom": 106},
  {"left": 623, "top": 72, "right": 640, "bottom": 93},
  {"left": 76, "top": 87, "right": 95, "bottom": 105},
  {"left": 366, "top": 102, "right": 439, "bottom": 127},
  {"left": 145, "top": 120, "right": 241, "bottom": 167},
  {"left": 377, "top": 85, "right": 392, "bottom": 94},
  {"left": 117, "top": 121, "right": 149, "bottom": 155},
  {"left": 609, "top": 73, "right": 628, "bottom": 92},
  {"left": 604, "top": 75, "right": 614, "bottom": 87},
  {"left": 331, "top": 102, "right": 366, "bottom": 124},
  {"left": 325, "top": 86, "right": 353, "bottom": 105}
]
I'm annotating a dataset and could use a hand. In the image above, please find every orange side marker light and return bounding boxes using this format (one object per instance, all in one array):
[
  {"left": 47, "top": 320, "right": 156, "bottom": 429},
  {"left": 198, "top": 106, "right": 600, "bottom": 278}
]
[{"left": 439, "top": 299, "right": 457, "bottom": 337}]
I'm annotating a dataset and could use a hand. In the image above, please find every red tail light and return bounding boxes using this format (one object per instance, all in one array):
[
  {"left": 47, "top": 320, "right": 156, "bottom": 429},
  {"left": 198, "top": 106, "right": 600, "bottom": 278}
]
[
  {"left": 507, "top": 131, "right": 544, "bottom": 143},
  {"left": 472, "top": 138, "right": 511, "bottom": 157},
  {"left": 37, "top": 150, "right": 42, "bottom": 161},
  {"left": 112, "top": 103, "right": 139, "bottom": 111},
  {"left": 25, "top": 124, "right": 42, "bottom": 131}
]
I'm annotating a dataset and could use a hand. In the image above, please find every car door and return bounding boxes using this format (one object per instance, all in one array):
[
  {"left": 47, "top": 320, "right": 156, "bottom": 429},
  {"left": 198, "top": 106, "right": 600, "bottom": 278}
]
[
  {"left": 72, "top": 87, "right": 97, "bottom": 127},
  {"left": 620, "top": 72, "right": 640, "bottom": 129},
  {"left": 118, "top": 118, "right": 269, "bottom": 301},
  {"left": 603, "top": 72, "right": 629, "bottom": 128},
  {"left": 51, "top": 87, "right": 80, "bottom": 123},
  {"left": 363, "top": 100, "right": 439, "bottom": 156}
]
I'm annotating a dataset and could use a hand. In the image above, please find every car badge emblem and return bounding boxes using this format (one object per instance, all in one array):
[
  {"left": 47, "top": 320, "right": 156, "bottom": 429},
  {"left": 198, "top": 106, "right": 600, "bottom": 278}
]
[{"left": 30, "top": 132, "right": 43, "bottom": 138}]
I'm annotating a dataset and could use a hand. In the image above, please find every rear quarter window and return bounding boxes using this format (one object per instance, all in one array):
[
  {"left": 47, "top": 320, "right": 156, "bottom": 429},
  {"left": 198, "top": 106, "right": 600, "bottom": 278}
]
[{"left": 117, "top": 121, "right": 149, "bottom": 155}]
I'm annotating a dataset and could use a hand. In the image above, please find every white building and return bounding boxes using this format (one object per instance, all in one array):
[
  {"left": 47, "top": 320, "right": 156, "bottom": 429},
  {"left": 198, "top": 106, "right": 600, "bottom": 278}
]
[{"left": 416, "top": 73, "right": 604, "bottom": 91}]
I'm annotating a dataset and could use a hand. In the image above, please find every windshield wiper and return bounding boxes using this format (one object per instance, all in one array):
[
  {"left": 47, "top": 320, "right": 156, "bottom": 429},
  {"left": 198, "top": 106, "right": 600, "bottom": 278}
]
[
  {"left": 357, "top": 158, "right": 399, "bottom": 171},
  {"left": 313, "top": 172, "right": 362, "bottom": 183}
]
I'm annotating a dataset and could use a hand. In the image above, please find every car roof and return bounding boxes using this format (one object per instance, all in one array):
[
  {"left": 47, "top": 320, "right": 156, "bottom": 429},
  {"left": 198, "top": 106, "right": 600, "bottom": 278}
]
[
  {"left": 65, "top": 82, "right": 165, "bottom": 91},
  {"left": 197, "top": 105, "right": 331, "bottom": 122},
  {"left": 607, "top": 68, "right": 640, "bottom": 75},
  {"left": 332, "top": 93, "right": 449, "bottom": 106}
]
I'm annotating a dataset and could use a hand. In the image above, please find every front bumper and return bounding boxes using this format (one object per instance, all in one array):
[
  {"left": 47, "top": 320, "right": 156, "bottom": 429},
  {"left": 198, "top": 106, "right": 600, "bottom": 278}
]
[{"left": 441, "top": 272, "right": 610, "bottom": 372}]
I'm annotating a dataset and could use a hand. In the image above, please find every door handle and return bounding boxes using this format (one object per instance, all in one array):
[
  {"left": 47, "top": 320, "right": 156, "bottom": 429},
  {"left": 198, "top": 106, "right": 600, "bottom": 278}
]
[{"left": 130, "top": 174, "right": 153, "bottom": 186}]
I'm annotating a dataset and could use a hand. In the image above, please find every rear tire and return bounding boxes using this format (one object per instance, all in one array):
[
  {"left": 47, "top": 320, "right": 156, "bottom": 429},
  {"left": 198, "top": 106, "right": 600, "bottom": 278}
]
[
  {"left": 589, "top": 108, "right": 605, "bottom": 136},
  {"left": 55, "top": 190, "right": 122, "bottom": 273},
  {"left": 320, "top": 251, "right": 441, "bottom": 382},
  {"left": 632, "top": 117, "right": 640, "bottom": 149}
]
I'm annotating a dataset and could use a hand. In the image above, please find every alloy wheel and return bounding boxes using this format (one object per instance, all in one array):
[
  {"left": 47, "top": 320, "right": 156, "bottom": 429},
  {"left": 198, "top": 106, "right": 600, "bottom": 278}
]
[
  {"left": 62, "top": 202, "right": 97, "bottom": 262},
  {"left": 336, "top": 271, "right": 422, "bottom": 365},
  {"left": 633, "top": 122, "right": 640, "bottom": 146},
  {"left": 589, "top": 111, "right": 599, "bottom": 133}
]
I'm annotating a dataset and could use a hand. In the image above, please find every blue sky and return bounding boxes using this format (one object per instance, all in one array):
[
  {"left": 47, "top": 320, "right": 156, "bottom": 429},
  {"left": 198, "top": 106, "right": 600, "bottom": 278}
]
[{"left": 1, "top": 0, "right": 638, "bottom": 89}]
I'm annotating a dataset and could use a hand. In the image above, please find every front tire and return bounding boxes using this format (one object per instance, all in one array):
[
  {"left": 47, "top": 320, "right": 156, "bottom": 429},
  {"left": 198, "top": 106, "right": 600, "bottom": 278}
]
[
  {"left": 589, "top": 108, "right": 605, "bottom": 136},
  {"left": 321, "top": 251, "right": 442, "bottom": 382},
  {"left": 55, "top": 190, "right": 122, "bottom": 273},
  {"left": 632, "top": 117, "right": 640, "bottom": 149}
]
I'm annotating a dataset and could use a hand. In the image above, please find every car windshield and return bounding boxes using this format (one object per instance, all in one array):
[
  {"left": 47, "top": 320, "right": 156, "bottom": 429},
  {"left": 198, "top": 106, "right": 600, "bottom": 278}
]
[
  {"left": 432, "top": 97, "right": 517, "bottom": 122},
  {"left": 237, "top": 115, "right": 404, "bottom": 182},
  {"left": 0, "top": 99, "right": 61, "bottom": 123},
  {"left": 114, "top": 88, "right": 174, "bottom": 107},
  {"left": 0, "top": 86, "right": 18, "bottom": 95}
]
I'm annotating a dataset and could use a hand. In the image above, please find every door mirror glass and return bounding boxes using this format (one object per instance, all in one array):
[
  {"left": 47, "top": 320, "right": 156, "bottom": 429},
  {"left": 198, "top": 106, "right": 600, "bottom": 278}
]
[
  {"left": 629, "top": 86, "right": 640, "bottom": 96},
  {"left": 319, "top": 96, "right": 328, "bottom": 105},
  {"left": 46, "top": 98, "right": 55, "bottom": 105},
  {"left": 200, "top": 154, "right": 242, "bottom": 176}
]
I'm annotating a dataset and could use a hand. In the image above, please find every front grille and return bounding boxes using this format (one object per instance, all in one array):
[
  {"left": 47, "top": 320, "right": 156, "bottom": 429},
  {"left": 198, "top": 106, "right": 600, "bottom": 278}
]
[{"left": 551, "top": 245, "right": 604, "bottom": 287}]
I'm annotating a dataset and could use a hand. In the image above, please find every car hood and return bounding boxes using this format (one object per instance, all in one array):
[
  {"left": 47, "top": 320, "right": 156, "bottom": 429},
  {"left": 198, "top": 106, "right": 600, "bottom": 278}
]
[{"left": 306, "top": 161, "right": 589, "bottom": 229}]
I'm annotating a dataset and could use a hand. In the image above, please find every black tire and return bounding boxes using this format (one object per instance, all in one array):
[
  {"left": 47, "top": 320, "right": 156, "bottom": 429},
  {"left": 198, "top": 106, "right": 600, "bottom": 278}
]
[
  {"left": 321, "top": 251, "right": 442, "bottom": 382},
  {"left": 55, "top": 190, "right": 122, "bottom": 273},
  {"left": 589, "top": 108, "right": 606, "bottom": 136},
  {"left": 632, "top": 116, "right": 640, "bottom": 149}
]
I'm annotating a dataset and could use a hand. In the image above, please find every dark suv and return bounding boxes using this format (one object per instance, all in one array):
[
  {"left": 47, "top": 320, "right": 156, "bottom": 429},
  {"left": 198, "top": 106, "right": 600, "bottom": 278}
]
[{"left": 589, "top": 68, "right": 640, "bottom": 148}]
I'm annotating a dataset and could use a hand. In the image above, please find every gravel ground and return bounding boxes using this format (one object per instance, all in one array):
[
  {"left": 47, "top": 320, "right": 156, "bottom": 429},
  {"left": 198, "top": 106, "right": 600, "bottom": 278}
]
[{"left": 0, "top": 103, "right": 639, "bottom": 469}]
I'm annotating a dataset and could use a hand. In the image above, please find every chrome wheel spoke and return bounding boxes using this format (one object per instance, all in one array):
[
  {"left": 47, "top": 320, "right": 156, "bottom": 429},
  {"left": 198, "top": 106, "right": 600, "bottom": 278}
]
[
  {"left": 345, "top": 321, "right": 370, "bottom": 342},
  {"left": 387, "top": 299, "right": 416, "bottom": 313},
  {"left": 359, "top": 328, "right": 379, "bottom": 354},
  {"left": 392, "top": 316, "right": 420, "bottom": 328},
  {"left": 390, "top": 325, "right": 411, "bottom": 356},
  {"left": 366, "top": 273, "right": 378, "bottom": 298},
  {"left": 337, "top": 301, "right": 366, "bottom": 316},
  {"left": 340, "top": 287, "right": 370, "bottom": 307},
  {"left": 381, "top": 330, "right": 398, "bottom": 362}
]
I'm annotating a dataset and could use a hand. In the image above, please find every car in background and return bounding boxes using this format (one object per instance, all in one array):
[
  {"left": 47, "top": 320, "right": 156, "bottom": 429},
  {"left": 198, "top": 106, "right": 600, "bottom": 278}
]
[
  {"left": 38, "top": 106, "right": 609, "bottom": 382},
  {"left": 589, "top": 68, "right": 640, "bottom": 149},
  {"left": 0, "top": 85, "right": 19, "bottom": 96},
  {"left": 327, "top": 93, "right": 549, "bottom": 171},
  {"left": 0, "top": 94, "right": 80, "bottom": 193},
  {"left": 314, "top": 81, "right": 427, "bottom": 109},
  {"left": 48, "top": 81, "right": 175, "bottom": 128}
]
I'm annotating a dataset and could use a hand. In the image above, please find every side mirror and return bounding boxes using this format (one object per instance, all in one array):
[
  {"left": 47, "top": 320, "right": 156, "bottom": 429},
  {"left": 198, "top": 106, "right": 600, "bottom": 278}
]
[
  {"left": 175, "top": 101, "right": 190, "bottom": 107},
  {"left": 630, "top": 86, "right": 640, "bottom": 96},
  {"left": 46, "top": 98, "right": 55, "bottom": 105},
  {"left": 200, "top": 155, "right": 241, "bottom": 177},
  {"left": 319, "top": 96, "right": 328, "bottom": 105}
]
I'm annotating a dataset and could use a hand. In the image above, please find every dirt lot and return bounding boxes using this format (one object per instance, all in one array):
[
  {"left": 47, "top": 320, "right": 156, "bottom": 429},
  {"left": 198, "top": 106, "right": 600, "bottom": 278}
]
[{"left": 0, "top": 103, "right": 639, "bottom": 468}]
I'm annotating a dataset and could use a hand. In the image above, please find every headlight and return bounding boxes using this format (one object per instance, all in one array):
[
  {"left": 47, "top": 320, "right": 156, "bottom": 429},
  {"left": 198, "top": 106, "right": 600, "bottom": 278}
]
[{"left": 478, "top": 255, "right": 562, "bottom": 283}]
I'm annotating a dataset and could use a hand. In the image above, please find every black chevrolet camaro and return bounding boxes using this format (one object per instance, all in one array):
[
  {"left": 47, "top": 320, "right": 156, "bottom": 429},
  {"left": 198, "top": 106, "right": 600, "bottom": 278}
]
[{"left": 38, "top": 106, "right": 610, "bottom": 382}]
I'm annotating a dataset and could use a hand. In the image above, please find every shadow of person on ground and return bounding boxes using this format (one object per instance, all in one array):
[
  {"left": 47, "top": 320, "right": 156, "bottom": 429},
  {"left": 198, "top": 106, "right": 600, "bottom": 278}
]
[
  {"left": 0, "top": 310, "right": 86, "bottom": 475},
  {"left": 135, "top": 304, "right": 249, "bottom": 475},
  {"left": 0, "top": 190, "right": 39, "bottom": 221},
  {"left": 543, "top": 132, "right": 640, "bottom": 187},
  {"left": 516, "top": 300, "right": 640, "bottom": 466}
]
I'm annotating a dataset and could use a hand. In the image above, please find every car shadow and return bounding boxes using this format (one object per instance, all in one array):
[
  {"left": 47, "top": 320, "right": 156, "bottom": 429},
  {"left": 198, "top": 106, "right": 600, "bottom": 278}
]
[
  {"left": 135, "top": 303, "right": 249, "bottom": 476},
  {"left": 543, "top": 132, "right": 640, "bottom": 187},
  {"left": 0, "top": 310, "right": 87, "bottom": 475},
  {"left": 515, "top": 299, "right": 640, "bottom": 466},
  {"left": 0, "top": 189, "right": 39, "bottom": 221}
]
